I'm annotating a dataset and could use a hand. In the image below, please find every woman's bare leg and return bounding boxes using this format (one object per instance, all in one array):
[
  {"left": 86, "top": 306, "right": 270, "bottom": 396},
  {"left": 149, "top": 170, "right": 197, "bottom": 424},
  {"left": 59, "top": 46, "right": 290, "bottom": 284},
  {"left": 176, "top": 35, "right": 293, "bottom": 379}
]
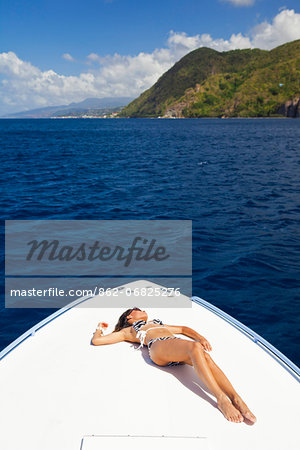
[
  {"left": 201, "top": 352, "right": 256, "bottom": 423},
  {"left": 149, "top": 339, "right": 244, "bottom": 423}
]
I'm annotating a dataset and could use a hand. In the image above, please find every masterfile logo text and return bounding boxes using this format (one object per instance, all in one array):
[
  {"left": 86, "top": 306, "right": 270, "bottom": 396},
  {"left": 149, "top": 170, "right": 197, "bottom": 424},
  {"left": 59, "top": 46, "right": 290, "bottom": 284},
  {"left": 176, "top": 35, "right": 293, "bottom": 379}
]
[{"left": 5, "top": 220, "right": 192, "bottom": 308}]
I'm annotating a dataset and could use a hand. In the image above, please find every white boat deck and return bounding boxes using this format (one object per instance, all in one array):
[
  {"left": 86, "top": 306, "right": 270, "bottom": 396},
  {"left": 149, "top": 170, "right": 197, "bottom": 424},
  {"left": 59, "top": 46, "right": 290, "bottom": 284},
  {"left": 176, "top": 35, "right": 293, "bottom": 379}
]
[{"left": 0, "top": 280, "right": 299, "bottom": 450}]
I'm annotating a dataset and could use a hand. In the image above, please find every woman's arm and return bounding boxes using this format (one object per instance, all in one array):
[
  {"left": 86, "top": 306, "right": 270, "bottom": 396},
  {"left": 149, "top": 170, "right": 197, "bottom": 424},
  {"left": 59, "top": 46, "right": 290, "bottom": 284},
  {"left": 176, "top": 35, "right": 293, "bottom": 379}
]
[
  {"left": 182, "top": 326, "right": 212, "bottom": 351},
  {"left": 165, "top": 324, "right": 212, "bottom": 351},
  {"left": 92, "top": 324, "right": 126, "bottom": 346}
]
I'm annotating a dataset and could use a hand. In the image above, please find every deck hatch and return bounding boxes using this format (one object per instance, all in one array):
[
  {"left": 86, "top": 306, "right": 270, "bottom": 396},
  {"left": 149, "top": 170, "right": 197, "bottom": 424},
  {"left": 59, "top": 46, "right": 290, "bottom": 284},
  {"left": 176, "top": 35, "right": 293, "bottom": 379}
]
[{"left": 81, "top": 435, "right": 210, "bottom": 449}]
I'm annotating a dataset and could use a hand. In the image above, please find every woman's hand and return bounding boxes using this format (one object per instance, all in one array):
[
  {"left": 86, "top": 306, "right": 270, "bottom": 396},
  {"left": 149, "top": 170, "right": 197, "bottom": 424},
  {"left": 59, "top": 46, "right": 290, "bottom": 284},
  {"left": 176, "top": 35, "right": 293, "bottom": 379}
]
[
  {"left": 97, "top": 322, "right": 109, "bottom": 330},
  {"left": 93, "top": 322, "right": 109, "bottom": 336},
  {"left": 199, "top": 337, "right": 212, "bottom": 352}
]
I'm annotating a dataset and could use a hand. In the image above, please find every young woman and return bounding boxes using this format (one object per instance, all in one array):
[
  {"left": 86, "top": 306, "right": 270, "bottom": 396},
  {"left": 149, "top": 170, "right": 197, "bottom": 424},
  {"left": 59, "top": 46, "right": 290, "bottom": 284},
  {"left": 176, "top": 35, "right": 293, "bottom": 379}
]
[{"left": 92, "top": 307, "right": 256, "bottom": 424}]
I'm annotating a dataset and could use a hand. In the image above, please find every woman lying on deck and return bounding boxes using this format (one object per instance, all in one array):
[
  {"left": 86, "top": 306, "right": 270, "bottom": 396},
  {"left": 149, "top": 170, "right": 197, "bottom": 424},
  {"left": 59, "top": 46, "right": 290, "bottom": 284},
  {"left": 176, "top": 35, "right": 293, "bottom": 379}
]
[{"left": 91, "top": 307, "right": 257, "bottom": 424}]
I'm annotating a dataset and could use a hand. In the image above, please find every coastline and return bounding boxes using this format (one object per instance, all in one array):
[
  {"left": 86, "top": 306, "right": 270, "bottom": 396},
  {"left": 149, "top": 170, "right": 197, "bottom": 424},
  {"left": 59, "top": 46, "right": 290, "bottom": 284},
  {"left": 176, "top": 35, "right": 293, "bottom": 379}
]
[{"left": 1, "top": 116, "right": 297, "bottom": 120}]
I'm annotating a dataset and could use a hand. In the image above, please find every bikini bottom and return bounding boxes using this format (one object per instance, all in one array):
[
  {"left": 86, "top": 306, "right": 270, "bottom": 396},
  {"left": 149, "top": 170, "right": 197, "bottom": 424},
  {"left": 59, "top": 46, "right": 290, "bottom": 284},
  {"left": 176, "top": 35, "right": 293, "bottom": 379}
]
[{"left": 147, "top": 336, "right": 183, "bottom": 367}]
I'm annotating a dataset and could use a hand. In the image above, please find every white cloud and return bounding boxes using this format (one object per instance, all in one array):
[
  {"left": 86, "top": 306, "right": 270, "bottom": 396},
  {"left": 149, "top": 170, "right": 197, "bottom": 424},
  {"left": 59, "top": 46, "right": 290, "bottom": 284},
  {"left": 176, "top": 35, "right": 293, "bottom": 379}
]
[
  {"left": 0, "top": 52, "right": 98, "bottom": 114},
  {"left": 167, "top": 30, "right": 252, "bottom": 53},
  {"left": 251, "top": 9, "right": 300, "bottom": 49},
  {"left": 87, "top": 53, "right": 100, "bottom": 62},
  {"left": 62, "top": 53, "right": 75, "bottom": 62},
  {"left": 222, "top": 0, "right": 256, "bottom": 6},
  {"left": 1, "top": 9, "right": 300, "bottom": 115},
  {"left": 0, "top": 51, "right": 40, "bottom": 78}
]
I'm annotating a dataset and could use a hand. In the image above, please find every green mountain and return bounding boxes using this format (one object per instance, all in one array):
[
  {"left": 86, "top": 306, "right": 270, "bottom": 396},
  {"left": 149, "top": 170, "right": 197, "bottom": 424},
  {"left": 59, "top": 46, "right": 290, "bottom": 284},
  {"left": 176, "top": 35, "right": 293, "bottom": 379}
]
[{"left": 120, "top": 40, "right": 300, "bottom": 118}]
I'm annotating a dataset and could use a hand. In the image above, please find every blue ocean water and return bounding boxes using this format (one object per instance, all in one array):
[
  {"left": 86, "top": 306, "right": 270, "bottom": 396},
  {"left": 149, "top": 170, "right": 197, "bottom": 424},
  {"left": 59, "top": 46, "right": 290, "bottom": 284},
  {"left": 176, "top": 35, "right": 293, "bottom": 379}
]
[{"left": 0, "top": 118, "right": 299, "bottom": 366}]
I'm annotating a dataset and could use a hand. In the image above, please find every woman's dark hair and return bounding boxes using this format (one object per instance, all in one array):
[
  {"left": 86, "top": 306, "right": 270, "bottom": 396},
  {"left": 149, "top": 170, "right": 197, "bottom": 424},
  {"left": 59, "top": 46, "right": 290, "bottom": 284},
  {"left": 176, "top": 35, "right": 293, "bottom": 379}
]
[{"left": 114, "top": 307, "right": 141, "bottom": 332}]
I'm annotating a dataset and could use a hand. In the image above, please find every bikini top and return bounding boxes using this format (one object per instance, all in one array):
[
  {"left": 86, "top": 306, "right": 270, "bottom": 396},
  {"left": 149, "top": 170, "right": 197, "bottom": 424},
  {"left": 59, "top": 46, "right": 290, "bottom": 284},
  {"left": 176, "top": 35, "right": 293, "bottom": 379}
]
[{"left": 132, "top": 319, "right": 165, "bottom": 349}]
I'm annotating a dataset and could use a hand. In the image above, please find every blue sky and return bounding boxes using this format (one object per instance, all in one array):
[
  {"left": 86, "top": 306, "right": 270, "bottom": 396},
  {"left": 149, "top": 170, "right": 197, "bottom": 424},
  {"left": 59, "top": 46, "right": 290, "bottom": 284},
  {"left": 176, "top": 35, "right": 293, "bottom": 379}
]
[{"left": 0, "top": 0, "right": 300, "bottom": 114}]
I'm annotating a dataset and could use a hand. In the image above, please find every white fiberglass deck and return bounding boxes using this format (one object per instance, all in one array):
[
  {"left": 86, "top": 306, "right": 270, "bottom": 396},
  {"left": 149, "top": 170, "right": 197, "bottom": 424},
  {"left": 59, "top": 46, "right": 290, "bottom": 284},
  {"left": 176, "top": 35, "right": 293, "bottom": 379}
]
[{"left": 0, "top": 280, "right": 299, "bottom": 450}]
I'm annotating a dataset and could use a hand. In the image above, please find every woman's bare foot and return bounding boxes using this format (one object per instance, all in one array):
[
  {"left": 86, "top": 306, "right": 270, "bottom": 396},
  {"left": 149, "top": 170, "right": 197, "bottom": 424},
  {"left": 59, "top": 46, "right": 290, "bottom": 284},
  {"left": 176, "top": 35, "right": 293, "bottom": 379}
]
[
  {"left": 217, "top": 395, "right": 244, "bottom": 423},
  {"left": 232, "top": 395, "right": 257, "bottom": 423}
]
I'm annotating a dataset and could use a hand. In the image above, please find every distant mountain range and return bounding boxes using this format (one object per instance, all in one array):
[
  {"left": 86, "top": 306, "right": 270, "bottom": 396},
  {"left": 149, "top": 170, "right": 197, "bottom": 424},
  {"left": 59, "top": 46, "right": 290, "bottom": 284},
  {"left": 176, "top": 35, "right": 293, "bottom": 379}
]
[
  {"left": 120, "top": 39, "right": 300, "bottom": 118},
  {"left": 3, "top": 97, "right": 134, "bottom": 118}
]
